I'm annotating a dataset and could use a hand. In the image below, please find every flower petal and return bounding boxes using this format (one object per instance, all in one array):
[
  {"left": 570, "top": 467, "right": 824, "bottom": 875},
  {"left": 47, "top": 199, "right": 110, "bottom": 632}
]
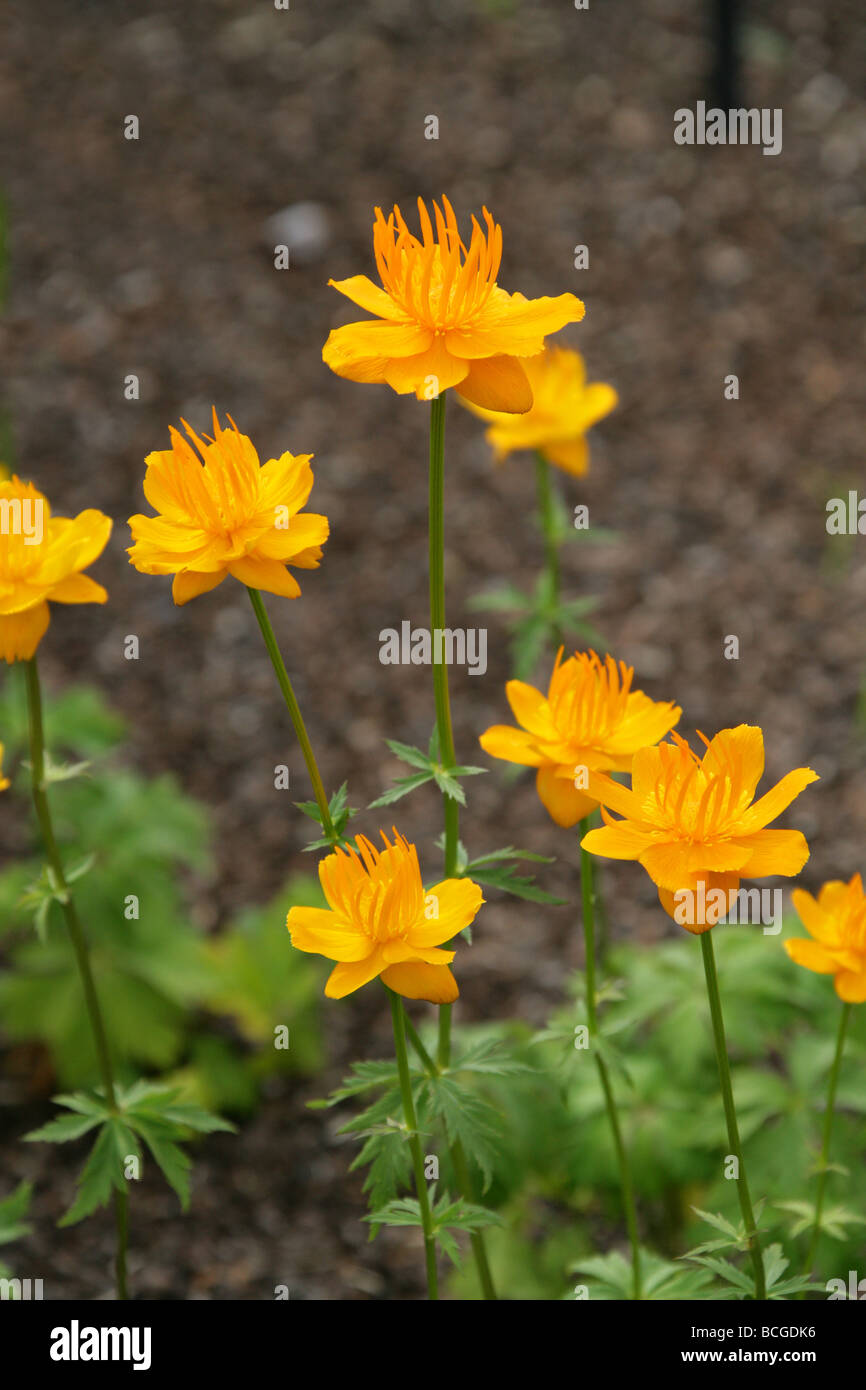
[
  {"left": 48, "top": 574, "right": 108, "bottom": 605},
  {"left": 734, "top": 828, "right": 811, "bottom": 878},
  {"left": 327, "top": 275, "right": 404, "bottom": 320},
  {"left": 324, "top": 954, "right": 385, "bottom": 999},
  {"left": 479, "top": 723, "right": 543, "bottom": 767},
  {"left": 412, "top": 877, "right": 484, "bottom": 946},
  {"left": 737, "top": 766, "right": 819, "bottom": 831},
  {"left": 536, "top": 764, "right": 596, "bottom": 827},
  {"left": 380, "top": 961, "right": 459, "bottom": 1004},
  {"left": 455, "top": 356, "right": 533, "bottom": 413},
  {"left": 172, "top": 568, "right": 227, "bottom": 606},
  {"left": 0, "top": 603, "right": 49, "bottom": 663},
  {"left": 287, "top": 907, "right": 372, "bottom": 962},
  {"left": 227, "top": 555, "right": 302, "bottom": 598},
  {"left": 784, "top": 937, "right": 838, "bottom": 975}
]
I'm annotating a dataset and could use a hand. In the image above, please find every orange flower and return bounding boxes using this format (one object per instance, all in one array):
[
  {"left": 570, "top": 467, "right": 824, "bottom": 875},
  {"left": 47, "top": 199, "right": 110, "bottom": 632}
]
[
  {"left": 461, "top": 345, "right": 617, "bottom": 476},
  {"left": 323, "top": 197, "right": 585, "bottom": 412},
  {"left": 127, "top": 411, "right": 328, "bottom": 605},
  {"left": 287, "top": 830, "right": 483, "bottom": 1003},
  {"left": 479, "top": 649, "right": 681, "bottom": 827},
  {"left": 582, "top": 727, "right": 818, "bottom": 932},
  {"left": 0, "top": 476, "right": 111, "bottom": 663},
  {"left": 787, "top": 875, "right": 866, "bottom": 1002},
  {"left": 0, "top": 744, "right": 8, "bottom": 792}
]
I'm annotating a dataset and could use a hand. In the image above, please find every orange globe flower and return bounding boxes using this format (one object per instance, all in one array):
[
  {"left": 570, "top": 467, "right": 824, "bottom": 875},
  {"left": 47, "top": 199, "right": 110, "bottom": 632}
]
[
  {"left": 287, "top": 830, "right": 483, "bottom": 1003},
  {"left": 787, "top": 875, "right": 866, "bottom": 1002},
  {"left": 479, "top": 649, "right": 681, "bottom": 828},
  {"left": 0, "top": 476, "right": 111, "bottom": 663},
  {"left": 323, "top": 197, "right": 585, "bottom": 412},
  {"left": 127, "top": 411, "right": 329, "bottom": 605},
  {"left": 581, "top": 727, "right": 818, "bottom": 932},
  {"left": 461, "top": 345, "right": 618, "bottom": 476}
]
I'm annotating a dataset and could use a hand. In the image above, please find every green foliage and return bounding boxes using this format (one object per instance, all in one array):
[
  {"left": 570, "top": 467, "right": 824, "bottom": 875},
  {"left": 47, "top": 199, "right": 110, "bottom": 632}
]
[
  {"left": 25, "top": 1082, "right": 234, "bottom": 1225},
  {"left": 437, "top": 834, "right": 565, "bottom": 907},
  {"left": 296, "top": 781, "right": 358, "bottom": 851},
  {"left": 0, "top": 677, "right": 324, "bottom": 1109},
  {"left": 369, "top": 729, "right": 486, "bottom": 810},
  {"left": 445, "top": 924, "right": 866, "bottom": 1298},
  {"left": 468, "top": 576, "right": 603, "bottom": 680},
  {"left": 0, "top": 1180, "right": 33, "bottom": 1282}
]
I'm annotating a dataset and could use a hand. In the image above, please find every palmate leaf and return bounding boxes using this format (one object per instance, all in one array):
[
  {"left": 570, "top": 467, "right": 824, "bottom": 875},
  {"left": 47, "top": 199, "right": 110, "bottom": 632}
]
[
  {"left": 364, "top": 1191, "right": 504, "bottom": 1267},
  {"left": 421, "top": 1074, "right": 501, "bottom": 1193},
  {"left": 369, "top": 731, "right": 486, "bottom": 810},
  {"left": 308, "top": 1059, "right": 399, "bottom": 1108},
  {"left": 296, "top": 782, "right": 358, "bottom": 850},
  {"left": 775, "top": 1198, "right": 866, "bottom": 1241},
  {"left": 570, "top": 1248, "right": 715, "bottom": 1301},
  {"left": 453, "top": 1037, "right": 533, "bottom": 1079},
  {"left": 460, "top": 844, "right": 565, "bottom": 905},
  {"left": 127, "top": 1117, "right": 192, "bottom": 1210},
  {"left": 57, "top": 1117, "right": 140, "bottom": 1228}
]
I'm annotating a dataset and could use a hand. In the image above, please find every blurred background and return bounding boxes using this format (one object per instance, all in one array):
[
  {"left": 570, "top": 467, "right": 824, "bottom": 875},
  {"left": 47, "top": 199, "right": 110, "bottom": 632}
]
[{"left": 1, "top": 0, "right": 865, "bottom": 1298}]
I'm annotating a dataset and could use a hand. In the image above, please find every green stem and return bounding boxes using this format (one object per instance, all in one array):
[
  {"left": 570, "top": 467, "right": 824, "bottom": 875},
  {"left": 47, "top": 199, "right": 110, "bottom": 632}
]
[
  {"left": 803, "top": 1002, "right": 851, "bottom": 1281},
  {"left": 579, "top": 820, "right": 641, "bottom": 1299},
  {"left": 700, "top": 930, "right": 766, "bottom": 1300},
  {"left": 401, "top": 1002, "right": 497, "bottom": 1300},
  {"left": 24, "top": 657, "right": 128, "bottom": 1300},
  {"left": 246, "top": 586, "right": 336, "bottom": 843},
  {"left": 388, "top": 990, "right": 438, "bottom": 1299},
  {"left": 425, "top": 392, "right": 495, "bottom": 1298},
  {"left": 428, "top": 393, "right": 456, "bottom": 1068},
  {"left": 534, "top": 451, "right": 562, "bottom": 651}
]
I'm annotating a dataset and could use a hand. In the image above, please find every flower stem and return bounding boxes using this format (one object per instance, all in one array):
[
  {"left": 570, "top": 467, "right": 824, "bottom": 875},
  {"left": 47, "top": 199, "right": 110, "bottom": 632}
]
[
  {"left": 534, "top": 451, "right": 562, "bottom": 650},
  {"left": 401, "top": 1003, "right": 497, "bottom": 1300},
  {"left": 388, "top": 989, "right": 438, "bottom": 1299},
  {"left": 24, "top": 657, "right": 128, "bottom": 1300},
  {"left": 246, "top": 586, "right": 336, "bottom": 842},
  {"left": 699, "top": 930, "right": 766, "bottom": 1300},
  {"left": 427, "top": 393, "right": 456, "bottom": 1068},
  {"left": 803, "top": 1001, "right": 851, "bottom": 1281},
  {"left": 579, "top": 820, "right": 641, "bottom": 1299},
  {"left": 425, "top": 396, "right": 497, "bottom": 1298}
]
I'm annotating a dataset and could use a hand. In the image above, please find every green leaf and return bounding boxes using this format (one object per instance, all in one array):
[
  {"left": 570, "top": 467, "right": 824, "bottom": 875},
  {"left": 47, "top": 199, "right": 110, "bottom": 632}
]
[
  {"left": 383, "top": 739, "right": 432, "bottom": 772},
  {"left": 0, "top": 1182, "right": 33, "bottom": 1247},
  {"left": 58, "top": 1118, "right": 132, "bottom": 1227},
  {"left": 423, "top": 1075, "right": 501, "bottom": 1192},
  {"left": 25, "top": 1111, "right": 104, "bottom": 1144},
  {"left": 128, "top": 1117, "right": 192, "bottom": 1210},
  {"left": 368, "top": 771, "right": 433, "bottom": 809}
]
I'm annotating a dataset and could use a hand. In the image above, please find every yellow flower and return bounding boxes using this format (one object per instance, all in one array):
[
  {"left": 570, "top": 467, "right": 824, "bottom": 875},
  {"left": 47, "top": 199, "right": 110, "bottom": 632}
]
[
  {"left": 479, "top": 649, "right": 681, "bottom": 828},
  {"left": 0, "top": 476, "right": 111, "bottom": 663},
  {"left": 0, "top": 744, "right": 8, "bottom": 791},
  {"left": 287, "top": 830, "right": 483, "bottom": 1003},
  {"left": 787, "top": 875, "right": 866, "bottom": 1003},
  {"left": 582, "top": 727, "right": 818, "bottom": 933},
  {"left": 323, "top": 196, "right": 585, "bottom": 412},
  {"left": 461, "top": 345, "right": 617, "bottom": 476},
  {"left": 127, "top": 410, "right": 329, "bottom": 605}
]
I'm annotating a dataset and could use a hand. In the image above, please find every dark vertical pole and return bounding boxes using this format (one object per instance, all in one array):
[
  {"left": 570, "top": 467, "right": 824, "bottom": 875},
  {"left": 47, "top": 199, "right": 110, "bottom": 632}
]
[{"left": 712, "top": 0, "right": 741, "bottom": 110}]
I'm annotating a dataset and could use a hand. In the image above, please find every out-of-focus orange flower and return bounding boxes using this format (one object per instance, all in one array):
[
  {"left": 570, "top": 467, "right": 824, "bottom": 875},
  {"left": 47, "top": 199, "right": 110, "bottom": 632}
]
[
  {"left": 127, "top": 411, "right": 328, "bottom": 605},
  {"left": 0, "top": 744, "right": 9, "bottom": 791},
  {"left": 0, "top": 476, "right": 111, "bottom": 663},
  {"left": 479, "top": 649, "right": 681, "bottom": 828},
  {"left": 787, "top": 875, "right": 866, "bottom": 1002},
  {"left": 323, "top": 197, "right": 585, "bottom": 412},
  {"left": 582, "top": 726, "right": 818, "bottom": 932},
  {"left": 287, "top": 830, "right": 483, "bottom": 1003},
  {"left": 461, "top": 345, "right": 617, "bottom": 476}
]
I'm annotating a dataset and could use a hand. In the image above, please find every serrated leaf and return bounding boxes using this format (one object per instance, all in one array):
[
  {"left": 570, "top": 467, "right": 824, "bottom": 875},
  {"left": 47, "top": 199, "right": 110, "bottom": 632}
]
[{"left": 368, "top": 771, "right": 433, "bottom": 809}]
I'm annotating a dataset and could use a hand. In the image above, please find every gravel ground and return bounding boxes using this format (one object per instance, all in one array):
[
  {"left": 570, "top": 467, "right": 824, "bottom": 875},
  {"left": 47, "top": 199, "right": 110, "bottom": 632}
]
[{"left": 0, "top": 0, "right": 865, "bottom": 1297}]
